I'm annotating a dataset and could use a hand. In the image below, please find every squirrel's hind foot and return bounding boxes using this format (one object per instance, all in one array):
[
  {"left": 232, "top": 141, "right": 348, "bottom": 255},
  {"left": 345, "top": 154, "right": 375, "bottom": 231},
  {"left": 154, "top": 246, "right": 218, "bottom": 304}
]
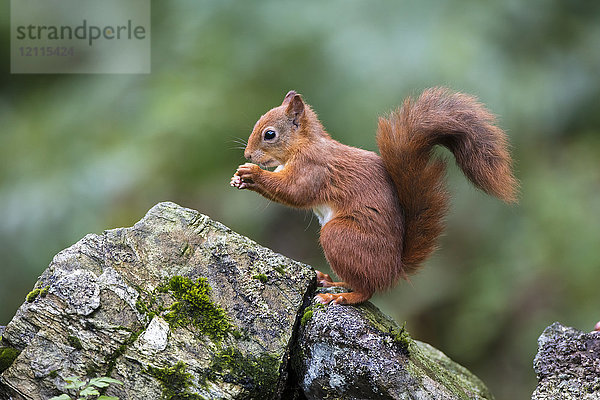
[
  {"left": 315, "top": 270, "right": 351, "bottom": 288},
  {"left": 315, "top": 291, "right": 372, "bottom": 305}
]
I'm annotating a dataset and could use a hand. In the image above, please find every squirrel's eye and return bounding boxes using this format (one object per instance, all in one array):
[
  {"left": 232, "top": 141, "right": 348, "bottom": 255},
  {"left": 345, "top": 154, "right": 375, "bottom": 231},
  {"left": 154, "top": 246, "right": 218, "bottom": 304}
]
[{"left": 264, "top": 130, "right": 276, "bottom": 140}]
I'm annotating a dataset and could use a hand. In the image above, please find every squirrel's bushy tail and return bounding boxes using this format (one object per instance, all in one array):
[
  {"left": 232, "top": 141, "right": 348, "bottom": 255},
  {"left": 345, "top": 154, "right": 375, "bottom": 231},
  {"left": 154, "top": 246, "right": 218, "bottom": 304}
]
[{"left": 376, "top": 87, "right": 518, "bottom": 274}]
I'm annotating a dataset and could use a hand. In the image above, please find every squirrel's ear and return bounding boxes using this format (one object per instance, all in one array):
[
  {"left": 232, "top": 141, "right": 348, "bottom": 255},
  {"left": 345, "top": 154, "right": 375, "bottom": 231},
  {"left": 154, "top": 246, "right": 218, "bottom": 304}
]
[
  {"left": 282, "top": 90, "right": 297, "bottom": 105},
  {"left": 285, "top": 93, "right": 305, "bottom": 127}
]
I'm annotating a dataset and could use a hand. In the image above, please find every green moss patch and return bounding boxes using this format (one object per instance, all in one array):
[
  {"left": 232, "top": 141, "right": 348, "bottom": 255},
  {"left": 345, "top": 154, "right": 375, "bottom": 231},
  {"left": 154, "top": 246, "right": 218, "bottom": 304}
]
[
  {"left": 301, "top": 309, "right": 313, "bottom": 326},
  {"left": 26, "top": 286, "right": 49, "bottom": 302},
  {"left": 300, "top": 304, "right": 325, "bottom": 326},
  {"left": 390, "top": 322, "right": 411, "bottom": 354},
  {"left": 146, "top": 361, "right": 203, "bottom": 400},
  {"left": 135, "top": 276, "right": 236, "bottom": 343},
  {"left": 68, "top": 335, "right": 83, "bottom": 350},
  {"left": 0, "top": 347, "right": 20, "bottom": 373},
  {"left": 358, "top": 303, "right": 412, "bottom": 355},
  {"left": 159, "top": 276, "right": 233, "bottom": 342},
  {"left": 252, "top": 273, "right": 268, "bottom": 283},
  {"left": 136, "top": 294, "right": 158, "bottom": 320},
  {"left": 203, "top": 346, "right": 280, "bottom": 397}
]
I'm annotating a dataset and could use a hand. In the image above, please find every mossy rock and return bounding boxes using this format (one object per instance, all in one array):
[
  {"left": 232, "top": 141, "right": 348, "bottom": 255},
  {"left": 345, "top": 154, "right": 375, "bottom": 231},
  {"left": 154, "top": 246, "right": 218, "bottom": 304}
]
[
  {"left": 0, "top": 202, "right": 314, "bottom": 399},
  {"left": 0, "top": 202, "right": 497, "bottom": 400},
  {"left": 294, "top": 289, "right": 494, "bottom": 400}
]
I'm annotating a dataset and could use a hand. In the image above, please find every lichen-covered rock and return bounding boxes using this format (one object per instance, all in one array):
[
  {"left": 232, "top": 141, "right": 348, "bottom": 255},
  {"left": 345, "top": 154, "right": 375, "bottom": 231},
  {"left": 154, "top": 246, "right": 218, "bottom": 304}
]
[
  {"left": 294, "top": 289, "right": 494, "bottom": 400},
  {"left": 0, "top": 201, "right": 499, "bottom": 400},
  {"left": 532, "top": 322, "right": 600, "bottom": 400},
  {"left": 0, "top": 202, "right": 315, "bottom": 399}
]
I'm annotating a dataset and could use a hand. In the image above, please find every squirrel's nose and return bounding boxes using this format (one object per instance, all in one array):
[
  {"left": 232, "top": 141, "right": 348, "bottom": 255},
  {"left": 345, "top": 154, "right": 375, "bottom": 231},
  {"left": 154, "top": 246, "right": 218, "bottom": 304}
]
[{"left": 244, "top": 151, "right": 252, "bottom": 161}]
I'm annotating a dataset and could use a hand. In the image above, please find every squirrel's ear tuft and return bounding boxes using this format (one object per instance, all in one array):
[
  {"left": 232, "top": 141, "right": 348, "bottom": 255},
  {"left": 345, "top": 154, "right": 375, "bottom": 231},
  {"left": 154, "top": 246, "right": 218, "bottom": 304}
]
[
  {"left": 285, "top": 93, "right": 305, "bottom": 127},
  {"left": 282, "top": 90, "right": 298, "bottom": 105}
]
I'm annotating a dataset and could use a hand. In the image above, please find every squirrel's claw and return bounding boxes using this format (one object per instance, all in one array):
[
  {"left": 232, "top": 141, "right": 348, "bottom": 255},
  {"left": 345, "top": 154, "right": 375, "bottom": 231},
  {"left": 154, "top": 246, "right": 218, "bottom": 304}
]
[
  {"left": 315, "top": 270, "right": 351, "bottom": 288},
  {"left": 232, "top": 163, "right": 261, "bottom": 190},
  {"left": 315, "top": 270, "right": 333, "bottom": 287},
  {"left": 314, "top": 292, "right": 351, "bottom": 305},
  {"left": 230, "top": 175, "right": 246, "bottom": 189},
  {"left": 315, "top": 293, "right": 335, "bottom": 305},
  {"left": 231, "top": 163, "right": 261, "bottom": 189}
]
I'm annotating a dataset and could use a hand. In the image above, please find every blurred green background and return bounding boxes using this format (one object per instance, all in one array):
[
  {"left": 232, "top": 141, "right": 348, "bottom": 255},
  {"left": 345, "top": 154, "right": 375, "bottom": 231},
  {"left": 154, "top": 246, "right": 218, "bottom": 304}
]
[{"left": 2, "top": 1, "right": 599, "bottom": 399}]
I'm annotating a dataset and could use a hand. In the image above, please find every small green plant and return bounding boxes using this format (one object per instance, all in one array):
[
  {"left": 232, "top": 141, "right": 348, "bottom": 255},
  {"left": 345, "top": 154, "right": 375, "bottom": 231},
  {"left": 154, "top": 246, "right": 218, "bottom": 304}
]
[{"left": 49, "top": 376, "right": 123, "bottom": 400}]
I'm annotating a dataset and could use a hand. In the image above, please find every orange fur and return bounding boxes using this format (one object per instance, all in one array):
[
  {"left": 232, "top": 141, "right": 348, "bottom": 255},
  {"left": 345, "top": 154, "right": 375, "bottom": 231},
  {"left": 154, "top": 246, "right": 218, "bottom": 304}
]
[{"left": 231, "top": 88, "right": 518, "bottom": 305}]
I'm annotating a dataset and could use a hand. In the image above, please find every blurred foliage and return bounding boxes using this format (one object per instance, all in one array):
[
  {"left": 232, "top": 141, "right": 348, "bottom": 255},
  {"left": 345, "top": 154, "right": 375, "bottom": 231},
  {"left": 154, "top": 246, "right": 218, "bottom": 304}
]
[{"left": 1, "top": 1, "right": 600, "bottom": 399}]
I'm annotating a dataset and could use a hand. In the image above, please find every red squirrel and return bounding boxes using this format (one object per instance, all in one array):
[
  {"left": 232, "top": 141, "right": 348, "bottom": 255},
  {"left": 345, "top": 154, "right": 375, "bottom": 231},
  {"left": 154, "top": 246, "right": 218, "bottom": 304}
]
[{"left": 231, "top": 88, "right": 518, "bottom": 305}]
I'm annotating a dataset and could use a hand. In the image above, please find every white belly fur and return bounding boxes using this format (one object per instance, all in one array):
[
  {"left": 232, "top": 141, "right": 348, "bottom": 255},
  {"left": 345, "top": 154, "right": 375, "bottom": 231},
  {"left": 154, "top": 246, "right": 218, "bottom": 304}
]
[
  {"left": 274, "top": 164, "right": 335, "bottom": 226},
  {"left": 313, "top": 204, "right": 335, "bottom": 226}
]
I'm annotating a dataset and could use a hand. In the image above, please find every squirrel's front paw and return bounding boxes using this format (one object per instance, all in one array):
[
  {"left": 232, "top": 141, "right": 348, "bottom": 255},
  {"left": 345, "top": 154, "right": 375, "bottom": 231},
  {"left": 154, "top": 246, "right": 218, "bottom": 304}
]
[
  {"left": 230, "top": 175, "right": 245, "bottom": 189},
  {"left": 231, "top": 163, "right": 261, "bottom": 189}
]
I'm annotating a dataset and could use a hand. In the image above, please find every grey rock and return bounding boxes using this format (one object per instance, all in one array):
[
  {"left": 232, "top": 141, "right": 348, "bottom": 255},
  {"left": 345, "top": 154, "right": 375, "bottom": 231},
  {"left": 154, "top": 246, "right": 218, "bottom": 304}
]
[
  {"left": 0, "top": 202, "right": 315, "bottom": 399},
  {"left": 532, "top": 322, "right": 600, "bottom": 400},
  {"left": 294, "top": 290, "right": 494, "bottom": 400},
  {"left": 0, "top": 201, "right": 496, "bottom": 400}
]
